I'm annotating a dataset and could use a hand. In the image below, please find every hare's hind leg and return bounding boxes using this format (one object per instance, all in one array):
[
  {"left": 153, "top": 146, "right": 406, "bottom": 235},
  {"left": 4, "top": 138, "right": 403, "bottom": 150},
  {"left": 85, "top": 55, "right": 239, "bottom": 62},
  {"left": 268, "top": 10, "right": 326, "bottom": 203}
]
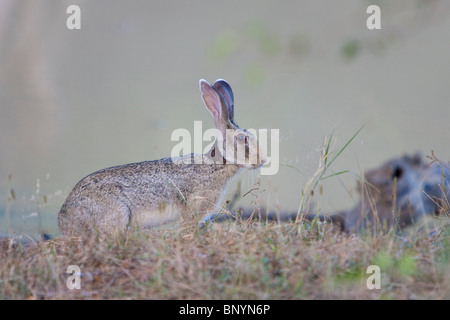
[
  {"left": 90, "top": 198, "right": 132, "bottom": 235},
  {"left": 59, "top": 197, "right": 132, "bottom": 236}
]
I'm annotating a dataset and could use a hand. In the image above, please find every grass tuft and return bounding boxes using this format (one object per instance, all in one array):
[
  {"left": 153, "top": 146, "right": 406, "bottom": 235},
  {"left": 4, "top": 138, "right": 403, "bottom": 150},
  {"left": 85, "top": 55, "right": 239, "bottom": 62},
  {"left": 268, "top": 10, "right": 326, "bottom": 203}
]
[{"left": 0, "top": 218, "right": 449, "bottom": 299}]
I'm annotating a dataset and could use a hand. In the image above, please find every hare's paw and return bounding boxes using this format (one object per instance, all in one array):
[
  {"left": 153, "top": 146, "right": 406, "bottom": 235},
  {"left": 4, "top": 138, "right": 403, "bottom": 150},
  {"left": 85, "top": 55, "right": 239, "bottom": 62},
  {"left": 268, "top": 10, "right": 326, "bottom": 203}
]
[
  {"left": 198, "top": 212, "right": 232, "bottom": 229},
  {"left": 198, "top": 213, "right": 218, "bottom": 229}
]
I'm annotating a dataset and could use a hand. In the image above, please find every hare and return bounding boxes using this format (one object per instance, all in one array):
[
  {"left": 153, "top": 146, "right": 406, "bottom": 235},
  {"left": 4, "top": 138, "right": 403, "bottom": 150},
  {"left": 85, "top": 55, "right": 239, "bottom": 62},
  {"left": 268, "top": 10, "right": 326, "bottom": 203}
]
[{"left": 58, "top": 79, "right": 267, "bottom": 235}]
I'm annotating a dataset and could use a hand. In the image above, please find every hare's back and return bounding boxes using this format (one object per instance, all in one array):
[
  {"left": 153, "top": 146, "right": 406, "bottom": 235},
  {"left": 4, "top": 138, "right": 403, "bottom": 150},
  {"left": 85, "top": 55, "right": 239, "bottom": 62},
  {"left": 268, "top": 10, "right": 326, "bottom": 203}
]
[{"left": 69, "top": 159, "right": 184, "bottom": 201}]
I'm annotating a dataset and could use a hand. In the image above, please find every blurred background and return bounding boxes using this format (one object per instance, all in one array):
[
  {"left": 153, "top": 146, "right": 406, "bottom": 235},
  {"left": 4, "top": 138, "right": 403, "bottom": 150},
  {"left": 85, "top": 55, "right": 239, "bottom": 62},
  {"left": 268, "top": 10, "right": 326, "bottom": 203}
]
[{"left": 1, "top": 0, "right": 449, "bottom": 237}]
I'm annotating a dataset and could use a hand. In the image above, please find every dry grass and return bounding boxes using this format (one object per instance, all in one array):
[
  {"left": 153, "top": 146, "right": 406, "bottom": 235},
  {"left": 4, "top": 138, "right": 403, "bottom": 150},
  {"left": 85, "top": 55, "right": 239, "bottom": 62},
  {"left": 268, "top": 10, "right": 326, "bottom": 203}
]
[
  {"left": 0, "top": 216, "right": 449, "bottom": 300},
  {"left": 1, "top": 133, "right": 448, "bottom": 299}
]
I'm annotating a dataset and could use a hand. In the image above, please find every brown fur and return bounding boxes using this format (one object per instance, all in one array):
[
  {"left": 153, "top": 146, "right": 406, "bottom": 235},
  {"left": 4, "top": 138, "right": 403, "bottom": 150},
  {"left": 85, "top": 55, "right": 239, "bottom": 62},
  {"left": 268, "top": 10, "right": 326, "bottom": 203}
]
[{"left": 58, "top": 79, "right": 266, "bottom": 236}]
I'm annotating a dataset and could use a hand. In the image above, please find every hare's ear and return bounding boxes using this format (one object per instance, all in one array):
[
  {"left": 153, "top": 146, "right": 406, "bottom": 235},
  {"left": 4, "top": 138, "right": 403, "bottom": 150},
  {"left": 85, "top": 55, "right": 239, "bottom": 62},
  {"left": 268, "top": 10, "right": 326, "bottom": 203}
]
[
  {"left": 213, "top": 79, "right": 234, "bottom": 123},
  {"left": 199, "top": 79, "right": 229, "bottom": 131}
]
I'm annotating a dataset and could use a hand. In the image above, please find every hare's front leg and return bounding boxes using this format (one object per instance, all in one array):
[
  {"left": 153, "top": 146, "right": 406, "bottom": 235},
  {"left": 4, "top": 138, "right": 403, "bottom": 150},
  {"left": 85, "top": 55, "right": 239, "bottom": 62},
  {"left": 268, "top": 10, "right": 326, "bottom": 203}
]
[{"left": 197, "top": 211, "right": 235, "bottom": 229}]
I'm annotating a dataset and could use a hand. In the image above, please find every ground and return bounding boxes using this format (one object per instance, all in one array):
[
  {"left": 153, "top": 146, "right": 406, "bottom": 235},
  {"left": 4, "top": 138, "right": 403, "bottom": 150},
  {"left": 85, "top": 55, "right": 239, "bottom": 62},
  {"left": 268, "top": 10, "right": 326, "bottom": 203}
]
[{"left": 0, "top": 216, "right": 448, "bottom": 300}]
